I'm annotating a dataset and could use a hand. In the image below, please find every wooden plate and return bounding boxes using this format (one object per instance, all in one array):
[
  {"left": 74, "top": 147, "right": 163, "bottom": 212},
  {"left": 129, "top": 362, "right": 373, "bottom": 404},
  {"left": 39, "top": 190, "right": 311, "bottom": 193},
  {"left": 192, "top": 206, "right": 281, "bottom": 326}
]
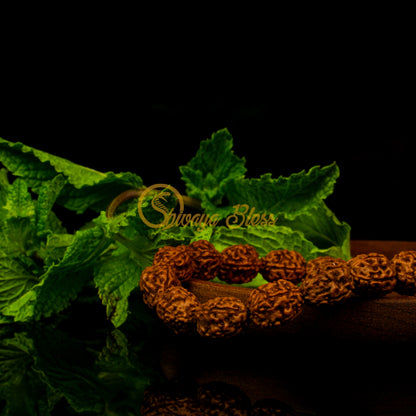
[{"left": 184, "top": 240, "right": 416, "bottom": 342}]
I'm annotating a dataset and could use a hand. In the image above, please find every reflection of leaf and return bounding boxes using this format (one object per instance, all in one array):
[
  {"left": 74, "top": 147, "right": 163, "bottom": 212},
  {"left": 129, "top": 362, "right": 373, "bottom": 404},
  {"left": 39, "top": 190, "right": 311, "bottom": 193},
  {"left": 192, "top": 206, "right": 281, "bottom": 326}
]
[
  {"left": 0, "top": 332, "right": 52, "bottom": 416},
  {"left": 96, "top": 329, "right": 162, "bottom": 414},
  {"left": 0, "top": 324, "right": 162, "bottom": 415},
  {"left": 31, "top": 327, "right": 105, "bottom": 413}
]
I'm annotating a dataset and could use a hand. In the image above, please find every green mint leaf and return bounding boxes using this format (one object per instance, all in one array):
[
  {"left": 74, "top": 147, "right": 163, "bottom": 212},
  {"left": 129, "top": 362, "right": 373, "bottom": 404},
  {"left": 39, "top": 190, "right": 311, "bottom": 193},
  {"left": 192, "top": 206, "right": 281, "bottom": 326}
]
[
  {"left": 2, "top": 226, "right": 111, "bottom": 322},
  {"left": 0, "top": 137, "right": 143, "bottom": 213},
  {"left": 210, "top": 225, "right": 322, "bottom": 259},
  {"left": 3, "top": 178, "right": 35, "bottom": 220},
  {"left": 0, "top": 175, "right": 70, "bottom": 322},
  {"left": 94, "top": 245, "right": 144, "bottom": 327},
  {"left": 40, "top": 233, "right": 75, "bottom": 268},
  {"left": 34, "top": 174, "right": 66, "bottom": 238},
  {"left": 179, "top": 128, "right": 246, "bottom": 211},
  {"left": 0, "top": 216, "right": 34, "bottom": 259},
  {"left": 221, "top": 162, "right": 340, "bottom": 220},
  {"left": 0, "top": 168, "right": 10, "bottom": 221},
  {"left": 277, "top": 201, "right": 351, "bottom": 260},
  {"left": 0, "top": 256, "right": 40, "bottom": 316}
]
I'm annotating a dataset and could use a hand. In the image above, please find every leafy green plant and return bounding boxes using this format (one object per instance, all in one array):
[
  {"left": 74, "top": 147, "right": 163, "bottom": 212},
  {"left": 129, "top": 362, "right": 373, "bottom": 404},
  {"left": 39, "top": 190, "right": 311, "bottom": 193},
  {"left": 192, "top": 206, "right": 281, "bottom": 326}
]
[{"left": 0, "top": 129, "right": 350, "bottom": 327}]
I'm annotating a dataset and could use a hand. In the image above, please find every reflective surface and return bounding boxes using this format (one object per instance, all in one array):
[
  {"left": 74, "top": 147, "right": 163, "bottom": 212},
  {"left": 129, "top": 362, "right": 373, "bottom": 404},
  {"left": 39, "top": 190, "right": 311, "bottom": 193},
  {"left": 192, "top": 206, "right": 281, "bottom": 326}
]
[{"left": 1, "top": 294, "right": 416, "bottom": 416}]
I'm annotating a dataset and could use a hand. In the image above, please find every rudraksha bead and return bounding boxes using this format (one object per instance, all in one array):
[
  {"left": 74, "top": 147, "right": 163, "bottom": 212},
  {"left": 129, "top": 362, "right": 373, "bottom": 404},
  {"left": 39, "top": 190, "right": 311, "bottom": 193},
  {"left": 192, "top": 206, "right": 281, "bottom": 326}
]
[
  {"left": 197, "top": 296, "right": 247, "bottom": 338},
  {"left": 156, "top": 286, "right": 200, "bottom": 333},
  {"left": 301, "top": 256, "right": 354, "bottom": 305},
  {"left": 139, "top": 264, "right": 181, "bottom": 308},
  {"left": 347, "top": 252, "right": 396, "bottom": 296},
  {"left": 188, "top": 239, "right": 222, "bottom": 281},
  {"left": 391, "top": 250, "right": 416, "bottom": 294},
  {"left": 260, "top": 249, "right": 306, "bottom": 283},
  {"left": 218, "top": 244, "right": 260, "bottom": 284},
  {"left": 153, "top": 245, "right": 195, "bottom": 282},
  {"left": 247, "top": 280, "right": 303, "bottom": 328}
]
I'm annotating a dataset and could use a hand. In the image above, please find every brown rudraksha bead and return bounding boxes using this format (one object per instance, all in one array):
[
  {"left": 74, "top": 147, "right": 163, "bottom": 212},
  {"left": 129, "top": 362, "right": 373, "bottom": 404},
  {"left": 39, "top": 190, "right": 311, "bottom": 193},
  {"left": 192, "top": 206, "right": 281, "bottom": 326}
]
[
  {"left": 247, "top": 280, "right": 303, "bottom": 328},
  {"left": 197, "top": 296, "right": 247, "bottom": 338},
  {"left": 347, "top": 252, "right": 396, "bottom": 296},
  {"left": 188, "top": 239, "right": 222, "bottom": 281},
  {"left": 306, "top": 256, "right": 347, "bottom": 276},
  {"left": 391, "top": 250, "right": 416, "bottom": 294},
  {"left": 139, "top": 264, "right": 180, "bottom": 308},
  {"left": 156, "top": 286, "right": 201, "bottom": 334},
  {"left": 153, "top": 245, "right": 195, "bottom": 282},
  {"left": 141, "top": 381, "right": 202, "bottom": 415},
  {"left": 197, "top": 381, "right": 251, "bottom": 416},
  {"left": 218, "top": 244, "right": 260, "bottom": 284},
  {"left": 251, "top": 399, "right": 298, "bottom": 416},
  {"left": 260, "top": 249, "right": 306, "bottom": 283},
  {"left": 301, "top": 256, "right": 354, "bottom": 305}
]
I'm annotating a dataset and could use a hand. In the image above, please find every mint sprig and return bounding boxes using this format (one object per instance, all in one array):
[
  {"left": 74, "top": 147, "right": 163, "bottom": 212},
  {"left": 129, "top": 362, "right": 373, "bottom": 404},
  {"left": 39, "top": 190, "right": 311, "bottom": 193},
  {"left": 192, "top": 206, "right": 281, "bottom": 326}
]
[{"left": 0, "top": 130, "right": 350, "bottom": 327}]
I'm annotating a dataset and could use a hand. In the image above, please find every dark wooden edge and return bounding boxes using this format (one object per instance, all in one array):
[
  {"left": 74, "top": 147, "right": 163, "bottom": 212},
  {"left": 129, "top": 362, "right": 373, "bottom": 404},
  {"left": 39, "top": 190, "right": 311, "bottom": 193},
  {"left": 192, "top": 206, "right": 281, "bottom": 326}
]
[{"left": 350, "top": 240, "right": 416, "bottom": 258}]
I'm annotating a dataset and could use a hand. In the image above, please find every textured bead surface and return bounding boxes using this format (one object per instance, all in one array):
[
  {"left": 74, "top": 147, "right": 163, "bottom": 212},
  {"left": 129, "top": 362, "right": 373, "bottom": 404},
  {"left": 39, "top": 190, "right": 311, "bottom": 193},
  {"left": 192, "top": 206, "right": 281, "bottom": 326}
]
[
  {"left": 153, "top": 245, "right": 195, "bottom": 282},
  {"left": 139, "top": 265, "right": 180, "bottom": 308},
  {"left": 188, "top": 239, "right": 222, "bottom": 281},
  {"left": 218, "top": 244, "right": 260, "bottom": 284},
  {"left": 156, "top": 286, "right": 200, "bottom": 333},
  {"left": 391, "top": 250, "right": 416, "bottom": 294},
  {"left": 247, "top": 280, "right": 303, "bottom": 327},
  {"left": 260, "top": 249, "right": 306, "bottom": 283},
  {"left": 197, "top": 381, "right": 251, "bottom": 416},
  {"left": 301, "top": 256, "right": 354, "bottom": 305},
  {"left": 348, "top": 253, "right": 396, "bottom": 296},
  {"left": 197, "top": 296, "right": 247, "bottom": 338}
]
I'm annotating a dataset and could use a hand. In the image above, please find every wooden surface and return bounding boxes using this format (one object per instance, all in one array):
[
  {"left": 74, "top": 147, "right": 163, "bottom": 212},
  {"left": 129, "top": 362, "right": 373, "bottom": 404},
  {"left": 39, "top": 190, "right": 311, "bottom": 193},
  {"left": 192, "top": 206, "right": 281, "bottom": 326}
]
[
  {"left": 161, "top": 241, "right": 416, "bottom": 415},
  {"left": 184, "top": 240, "right": 416, "bottom": 342},
  {"left": 350, "top": 239, "right": 416, "bottom": 257}
]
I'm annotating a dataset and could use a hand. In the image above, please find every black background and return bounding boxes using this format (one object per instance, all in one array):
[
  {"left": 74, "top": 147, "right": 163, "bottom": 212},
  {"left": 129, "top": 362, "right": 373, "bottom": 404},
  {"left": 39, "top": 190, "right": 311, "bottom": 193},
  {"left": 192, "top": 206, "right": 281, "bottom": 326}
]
[
  {"left": 1, "top": 25, "right": 414, "bottom": 243},
  {"left": 1, "top": 18, "right": 416, "bottom": 416},
  {"left": 1, "top": 96, "right": 414, "bottom": 242}
]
